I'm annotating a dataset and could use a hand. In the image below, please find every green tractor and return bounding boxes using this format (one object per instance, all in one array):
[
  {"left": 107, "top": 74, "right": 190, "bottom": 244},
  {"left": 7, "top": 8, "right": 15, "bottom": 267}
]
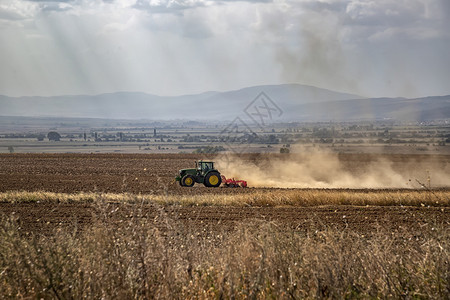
[{"left": 175, "top": 160, "right": 222, "bottom": 187}]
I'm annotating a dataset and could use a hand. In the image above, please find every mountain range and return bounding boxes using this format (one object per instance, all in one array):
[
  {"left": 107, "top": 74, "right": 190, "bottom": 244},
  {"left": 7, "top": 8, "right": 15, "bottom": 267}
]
[{"left": 0, "top": 84, "right": 449, "bottom": 122}]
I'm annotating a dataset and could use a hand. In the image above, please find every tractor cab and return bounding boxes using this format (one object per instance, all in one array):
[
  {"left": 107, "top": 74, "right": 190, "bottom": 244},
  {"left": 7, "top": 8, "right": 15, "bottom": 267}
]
[{"left": 197, "top": 161, "right": 214, "bottom": 175}]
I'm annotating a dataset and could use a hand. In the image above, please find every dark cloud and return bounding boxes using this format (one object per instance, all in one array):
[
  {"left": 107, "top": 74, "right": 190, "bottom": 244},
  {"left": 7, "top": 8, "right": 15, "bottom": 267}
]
[
  {"left": 436, "top": 0, "right": 450, "bottom": 30},
  {"left": 133, "top": 0, "right": 206, "bottom": 14},
  {"left": 217, "top": 0, "right": 272, "bottom": 2},
  {"left": 26, "top": 0, "right": 72, "bottom": 2},
  {"left": 25, "top": 0, "right": 73, "bottom": 2},
  {"left": 133, "top": 0, "right": 272, "bottom": 14},
  {"left": 40, "top": 3, "right": 73, "bottom": 12},
  {"left": 344, "top": 1, "right": 426, "bottom": 27},
  {"left": 437, "top": 0, "right": 450, "bottom": 14},
  {"left": 0, "top": 9, "right": 28, "bottom": 21},
  {"left": 300, "top": 0, "right": 347, "bottom": 13}
]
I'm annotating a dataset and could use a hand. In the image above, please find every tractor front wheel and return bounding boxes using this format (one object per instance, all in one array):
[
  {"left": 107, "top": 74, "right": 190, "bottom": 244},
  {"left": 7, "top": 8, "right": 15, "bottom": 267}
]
[
  {"left": 181, "top": 175, "right": 195, "bottom": 187},
  {"left": 204, "top": 172, "right": 222, "bottom": 187}
]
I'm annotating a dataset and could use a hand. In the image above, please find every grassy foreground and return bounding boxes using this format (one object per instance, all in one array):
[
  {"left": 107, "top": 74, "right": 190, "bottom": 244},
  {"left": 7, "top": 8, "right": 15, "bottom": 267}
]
[
  {"left": 1, "top": 189, "right": 449, "bottom": 207},
  {"left": 0, "top": 204, "right": 449, "bottom": 299},
  {"left": 0, "top": 191, "right": 448, "bottom": 298}
]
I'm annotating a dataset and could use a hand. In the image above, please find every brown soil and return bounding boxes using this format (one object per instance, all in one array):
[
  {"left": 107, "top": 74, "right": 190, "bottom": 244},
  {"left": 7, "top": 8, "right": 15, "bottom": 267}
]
[
  {"left": 1, "top": 202, "right": 447, "bottom": 236},
  {"left": 0, "top": 153, "right": 448, "bottom": 236},
  {"left": 1, "top": 153, "right": 449, "bottom": 194}
]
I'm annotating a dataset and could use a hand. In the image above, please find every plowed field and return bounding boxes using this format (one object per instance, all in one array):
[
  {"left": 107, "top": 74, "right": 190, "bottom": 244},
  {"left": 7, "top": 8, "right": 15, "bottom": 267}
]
[
  {"left": 2, "top": 153, "right": 449, "bottom": 194},
  {"left": 0, "top": 153, "right": 449, "bottom": 235}
]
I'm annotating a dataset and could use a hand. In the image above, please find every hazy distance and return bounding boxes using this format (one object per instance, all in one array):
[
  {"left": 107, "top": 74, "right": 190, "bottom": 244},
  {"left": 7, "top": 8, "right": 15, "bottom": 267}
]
[{"left": 1, "top": 84, "right": 449, "bottom": 121}]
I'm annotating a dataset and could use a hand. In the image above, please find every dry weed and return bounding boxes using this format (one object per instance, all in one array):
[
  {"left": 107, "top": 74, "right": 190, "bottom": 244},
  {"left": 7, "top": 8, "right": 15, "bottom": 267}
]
[
  {"left": 0, "top": 201, "right": 448, "bottom": 299},
  {"left": 0, "top": 189, "right": 448, "bottom": 207}
]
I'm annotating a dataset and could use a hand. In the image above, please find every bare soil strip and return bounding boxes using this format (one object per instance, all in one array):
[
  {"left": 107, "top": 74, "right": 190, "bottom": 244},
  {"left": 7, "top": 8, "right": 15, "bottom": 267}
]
[{"left": 1, "top": 202, "right": 448, "bottom": 236}]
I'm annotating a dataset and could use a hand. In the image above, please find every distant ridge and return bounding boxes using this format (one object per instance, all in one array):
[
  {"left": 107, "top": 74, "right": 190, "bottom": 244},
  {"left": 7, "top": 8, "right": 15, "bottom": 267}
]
[{"left": 0, "top": 84, "right": 448, "bottom": 121}]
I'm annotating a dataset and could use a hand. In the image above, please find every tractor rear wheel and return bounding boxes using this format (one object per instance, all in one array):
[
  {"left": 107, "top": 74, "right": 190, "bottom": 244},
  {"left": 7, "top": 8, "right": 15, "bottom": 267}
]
[
  {"left": 181, "top": 175, "right": 195, "bottom": 187},
  {"left": 204, "top": 172, "right": 222, "bottom": 187}
]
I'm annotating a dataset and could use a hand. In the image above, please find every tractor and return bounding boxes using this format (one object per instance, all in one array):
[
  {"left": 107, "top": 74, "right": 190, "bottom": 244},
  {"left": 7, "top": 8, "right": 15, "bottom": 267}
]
[{"left": 175, "top": 160, "right": 222, "bottom": 187}]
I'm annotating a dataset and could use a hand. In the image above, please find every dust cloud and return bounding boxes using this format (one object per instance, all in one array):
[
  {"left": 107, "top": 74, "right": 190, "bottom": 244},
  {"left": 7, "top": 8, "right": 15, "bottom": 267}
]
[{"left": 215, "top": 150, "right": 450, "bottom": 189}]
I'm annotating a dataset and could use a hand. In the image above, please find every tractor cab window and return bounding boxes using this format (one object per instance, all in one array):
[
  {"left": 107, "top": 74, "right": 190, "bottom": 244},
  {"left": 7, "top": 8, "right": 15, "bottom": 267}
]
[
  {"left": 199, "top": 162, "right": 213, "bottom": 173},
  {"left": 205, "top": 162, "right": 212, "bottom": 172}
]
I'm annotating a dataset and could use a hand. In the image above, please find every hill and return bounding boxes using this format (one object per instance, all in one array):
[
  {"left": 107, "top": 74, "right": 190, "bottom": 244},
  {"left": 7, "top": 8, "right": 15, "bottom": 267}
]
[{"left": 0, "top": 84, "right": 448, "bottom": 121}]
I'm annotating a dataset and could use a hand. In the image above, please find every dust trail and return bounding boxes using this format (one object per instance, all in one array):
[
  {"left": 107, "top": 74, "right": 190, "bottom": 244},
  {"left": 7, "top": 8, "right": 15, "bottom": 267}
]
[{"left": 215, "top": 150, "right": 450, "bottom": 189}]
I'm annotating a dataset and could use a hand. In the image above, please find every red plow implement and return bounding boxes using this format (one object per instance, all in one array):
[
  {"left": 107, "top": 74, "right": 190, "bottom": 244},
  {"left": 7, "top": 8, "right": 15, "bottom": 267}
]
[{"left": 221, "top": 175, "right": 247, "bottom": 188}]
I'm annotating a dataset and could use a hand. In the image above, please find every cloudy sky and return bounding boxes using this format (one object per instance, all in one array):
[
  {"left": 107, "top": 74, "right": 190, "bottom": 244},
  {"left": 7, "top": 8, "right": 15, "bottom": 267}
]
[{"left": 0, "top": 0, "right": 449, "bottom": 98}]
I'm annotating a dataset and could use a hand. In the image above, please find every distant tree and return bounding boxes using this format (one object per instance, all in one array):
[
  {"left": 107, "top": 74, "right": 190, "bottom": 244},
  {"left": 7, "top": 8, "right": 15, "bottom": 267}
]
[
  {"left": 267, "top": 135, "right": 279, "bottom": 144},
  {"left": 36, "top": 134, "right": 45, "bottom": 141},
  {"left": 193, "top": 146, "right": 225, "bottom": 154},
  {"left": 47, "top": 131, "right": 61, "bottom": 141},
  {"left": 7, "top": 146, "right": 14, "bottom": 153},
  {"left": 280, "top": 147, "right": 290, "bottom": 154},
  {"left": 83, "top": 132, "right": 87, "bottom": 141}
]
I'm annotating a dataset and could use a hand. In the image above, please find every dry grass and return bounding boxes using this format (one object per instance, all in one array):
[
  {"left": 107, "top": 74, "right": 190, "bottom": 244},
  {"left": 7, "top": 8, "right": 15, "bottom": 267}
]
[
  {"left": 0, "top": 201, "right": 448, "bottom": 299},
  {"left": 0, "top": 189, "right": 449, "bottom": 207}
]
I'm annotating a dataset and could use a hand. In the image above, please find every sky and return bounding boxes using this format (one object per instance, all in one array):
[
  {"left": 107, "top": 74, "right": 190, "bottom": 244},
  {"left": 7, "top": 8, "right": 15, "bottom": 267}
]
[{"left": 0, "top": 0, "right": 449, "bottom": 98}]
